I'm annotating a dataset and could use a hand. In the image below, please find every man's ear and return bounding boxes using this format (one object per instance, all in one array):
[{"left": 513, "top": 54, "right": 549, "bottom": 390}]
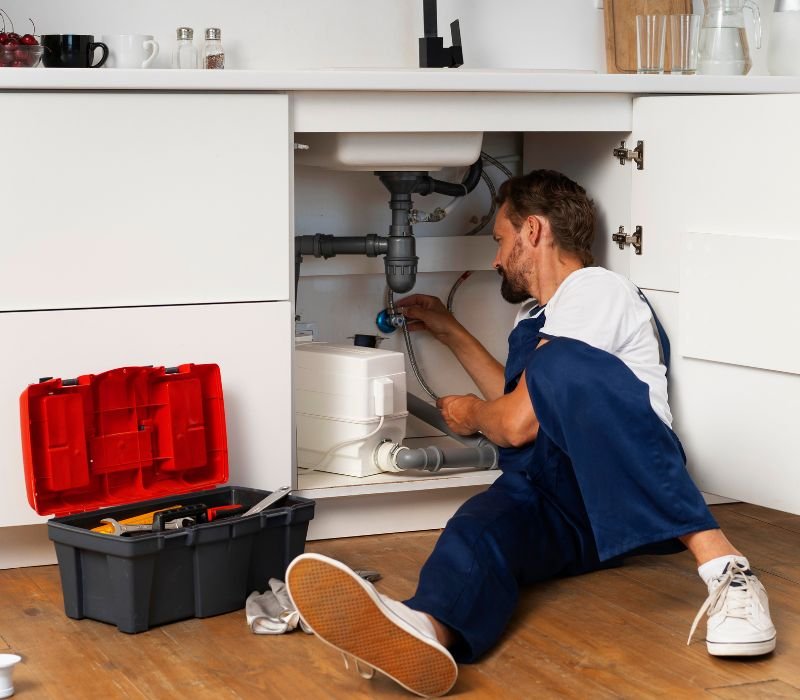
[{"left": 525, "top": 215, "right": 542, "bottom": 247}]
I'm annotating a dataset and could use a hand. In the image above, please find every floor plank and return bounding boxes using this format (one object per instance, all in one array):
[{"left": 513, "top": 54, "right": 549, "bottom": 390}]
[{"left": 0, "top": 503, "right": 798, "bottom": 698}]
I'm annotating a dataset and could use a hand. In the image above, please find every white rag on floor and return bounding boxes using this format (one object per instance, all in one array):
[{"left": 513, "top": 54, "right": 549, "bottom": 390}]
[{"left": 246, "top": 578, "right": 312, "bottom": 635}]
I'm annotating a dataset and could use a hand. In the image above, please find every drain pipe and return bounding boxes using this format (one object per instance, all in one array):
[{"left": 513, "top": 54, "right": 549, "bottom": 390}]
[
  {"left": 295, "top": 160, "right": 484, "bottom": 297},
  {"left": 373, "top": 392, "right": 499, "bottom": 473},
  {"left": 295, "top": 233, "right": 386, "bottom": 298},
  {"left": 375, "top": 440, "right": 497, "bottom": 473}
]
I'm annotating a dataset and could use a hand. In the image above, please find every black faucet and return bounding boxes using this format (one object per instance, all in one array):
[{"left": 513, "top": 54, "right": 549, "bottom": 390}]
[{"left": 419, "top": 0, "right": 463, "bottom": 68}]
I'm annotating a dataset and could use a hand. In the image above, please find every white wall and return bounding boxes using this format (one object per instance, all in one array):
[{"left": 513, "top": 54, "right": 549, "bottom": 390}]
[
  {"left": 3, "top": 0, "right": 416, "bottom": 69},
  {"left": 4, "top": 0, "right": 773, "bottom": 72},
  {"left": 5, "top": 0, "right": 609, "bottom": 71},
  {"left": 432, "top": 0, "right": 606, "bottom": 72}
]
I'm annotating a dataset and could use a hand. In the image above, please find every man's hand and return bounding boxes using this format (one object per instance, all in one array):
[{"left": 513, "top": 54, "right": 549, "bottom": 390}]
[
  {"left": 396, "top": 293, "right": 507, "bottom": 402},
  {"left": 437, "top": 394, "right": 482, "bottom": 436},
  {"left": 395, "top": 294, "right": 465, "bottom": 347},
  {"left": 437, "top": 374, "right": 540, "bottom": 448}
]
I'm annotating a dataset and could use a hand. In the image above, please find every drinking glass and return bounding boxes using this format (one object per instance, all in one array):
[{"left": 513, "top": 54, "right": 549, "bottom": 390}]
[
  {"left": 670, "top": 15, "right": 701, "bottom": 74},
  {"left": 636, "top": 15, "right": 667, "bottom": 74}
]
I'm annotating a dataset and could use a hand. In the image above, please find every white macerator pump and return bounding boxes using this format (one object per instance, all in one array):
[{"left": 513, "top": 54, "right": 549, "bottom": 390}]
[
  {"left": 295, "top": 341, "right": 498, "bottom": 478},
  {"left": 295, "top": 342, "right": 408, "bottom": 477}
]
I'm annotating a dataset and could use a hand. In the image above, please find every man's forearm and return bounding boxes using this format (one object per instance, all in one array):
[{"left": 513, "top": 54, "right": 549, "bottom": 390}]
[
  {"left": 438, "top": 371, "right": 540, "bottom": 448},
  {"left": 446, "top": 328, "right": 506, "bottom": 401}
]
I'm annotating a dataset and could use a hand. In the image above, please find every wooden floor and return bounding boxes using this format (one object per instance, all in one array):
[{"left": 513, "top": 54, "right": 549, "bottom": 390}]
[{"left": 1, "top": 503, "right": 799, "bottom": 699}]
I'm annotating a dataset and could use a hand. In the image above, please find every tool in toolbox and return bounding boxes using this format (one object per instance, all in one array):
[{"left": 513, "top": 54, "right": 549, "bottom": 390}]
[
  {"left": 99, "top": 504, "right": 212, "bottom": 536},
  {"left": 91, "top": 506, "right": 182, "bottom": 534},
  {"left": 242, "top": 486, "right": 292, "bottom": 517},
  {"left": 204, "top": 504, "right": 246, "bottom": 521},
  {"left": 151, "top": 503, "right": 209, "bottom": 531},
  {"left": 101, "top": 517, "right": 194, "bottom": 536},
  {"left": 94, "top": 496, "right": 287, "bottom": 537}
]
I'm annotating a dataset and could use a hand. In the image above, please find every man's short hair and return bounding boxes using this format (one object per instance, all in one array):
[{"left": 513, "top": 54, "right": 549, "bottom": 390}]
[{"left": 495, "top": 169, "right": 596, "bottom": 266}]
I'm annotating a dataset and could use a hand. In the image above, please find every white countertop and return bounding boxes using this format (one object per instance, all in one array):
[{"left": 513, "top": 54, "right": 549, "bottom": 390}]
[{"left": 2, "top": 68, "right": 800, "bottom": 94}]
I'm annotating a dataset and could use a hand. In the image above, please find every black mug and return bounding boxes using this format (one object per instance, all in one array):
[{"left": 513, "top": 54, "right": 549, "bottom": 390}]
[{"left": 41, "top": 35, "right": 109, "bottom": 68}]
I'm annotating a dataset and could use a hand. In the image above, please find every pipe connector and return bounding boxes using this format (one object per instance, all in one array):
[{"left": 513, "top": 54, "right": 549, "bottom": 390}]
[
  {"left": 410, "top": 207, "right": 447, "bottom": 224},
  {"left": 373, "top": 440, "right": 499, "bottom": 473},
  {"left": 374, "top": 440, "right": 407, "bottom": 473}
]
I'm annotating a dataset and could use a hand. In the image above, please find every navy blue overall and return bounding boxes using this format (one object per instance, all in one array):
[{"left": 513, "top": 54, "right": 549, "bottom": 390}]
[{"left": 405, "top": 301, "right": 718, "bottom": 663}]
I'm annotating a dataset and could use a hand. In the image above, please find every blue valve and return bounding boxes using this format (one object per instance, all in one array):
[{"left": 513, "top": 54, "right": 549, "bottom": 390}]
[{"left": 376, "top": 308, "right": 405, "bottom": 334}]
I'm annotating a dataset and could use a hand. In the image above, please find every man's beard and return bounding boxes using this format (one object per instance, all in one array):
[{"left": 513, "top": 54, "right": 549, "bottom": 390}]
[{"left": 497, "top": 240, "right": 532, "bottom": 304}]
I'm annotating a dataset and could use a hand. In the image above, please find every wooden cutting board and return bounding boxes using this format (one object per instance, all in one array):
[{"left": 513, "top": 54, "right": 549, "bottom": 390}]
[{"left": 604, "top": 0, "right": 693, "bottom": 73}]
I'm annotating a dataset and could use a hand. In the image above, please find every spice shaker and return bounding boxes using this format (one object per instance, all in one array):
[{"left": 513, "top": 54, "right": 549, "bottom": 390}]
[
  {"left": 203, "top": 28, "right": 225, "bottom": 69},
  {"left": 172, "top": 27, "right": 198, "bottom": 69}
]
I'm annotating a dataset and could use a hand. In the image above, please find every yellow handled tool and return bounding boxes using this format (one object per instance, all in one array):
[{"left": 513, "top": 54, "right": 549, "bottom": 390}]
[{"left": 91, "top": 505, "right": 182, "bottom": 534}]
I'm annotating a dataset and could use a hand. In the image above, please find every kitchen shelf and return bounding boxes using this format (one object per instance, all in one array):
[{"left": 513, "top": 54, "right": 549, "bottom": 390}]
[
  {"left": 296, "top": 436, "right": 501, "bottom": 499},
  {"left": 1, "top": 68, "right": 800, "bottom": 94}
]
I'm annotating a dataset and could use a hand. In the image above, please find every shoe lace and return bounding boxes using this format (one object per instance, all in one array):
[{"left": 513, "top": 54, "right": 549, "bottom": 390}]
[{"left": 687, "top": 560, "right": 761, "bottom": 645}]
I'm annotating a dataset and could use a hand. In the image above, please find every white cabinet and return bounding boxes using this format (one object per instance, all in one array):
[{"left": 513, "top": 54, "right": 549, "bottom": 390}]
[
  {"left": 0, "top": 92, "right": 291, "bottom": 311},
  {"left": 647, "top": 291, "right": 800, "bottom": 516},
  {"left": 0, "top": 91, "right": 294, "bottom": 545},
  {"left": 626, "top": 95, "right": 800, "bottom": 514},
  {"left": 3, "top": 85, "right": 800, "bottom": 561},
  {"left": 1, "top": 302, "right": 293, "bottom": 527}
]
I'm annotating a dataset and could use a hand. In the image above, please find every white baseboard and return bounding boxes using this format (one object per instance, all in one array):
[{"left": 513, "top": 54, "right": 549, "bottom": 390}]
[
  {"left": 702, "top": 492, "right": 738, "bottom": 506},
  {"left": 306, "top": 485, "right": 489, "bottom": 540}
]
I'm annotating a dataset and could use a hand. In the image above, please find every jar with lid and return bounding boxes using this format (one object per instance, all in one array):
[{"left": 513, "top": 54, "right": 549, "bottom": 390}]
[
  {"left": 203, "top": 28, "right": 225, "bottom": 69},
  {"left": 172, "top": 27, "right": 198, "bottom": 69}
]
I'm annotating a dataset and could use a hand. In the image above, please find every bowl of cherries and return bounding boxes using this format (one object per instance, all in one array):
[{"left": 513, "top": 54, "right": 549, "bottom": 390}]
[{"left": 0, "top": 15, "right": 42, "bottom": 68}]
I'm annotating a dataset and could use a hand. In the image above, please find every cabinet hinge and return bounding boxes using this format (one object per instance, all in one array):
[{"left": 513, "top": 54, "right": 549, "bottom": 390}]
[
  {"left": 612, "top": 225, "right": 643, "bottom": 255},
  {"left": 612, "top": 140, "right": 644, "bottom": 170}
]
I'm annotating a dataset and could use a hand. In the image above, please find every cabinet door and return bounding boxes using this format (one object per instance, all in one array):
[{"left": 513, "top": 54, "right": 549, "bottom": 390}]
[
  {"left": 1, "top": 302, "right": 293, "bottom": 526},
  {"left": 0, "top": 93, "right": 291, "bottom": 311},
  {"left": 630, "top": 95, "right": 800, "bottom": 514}
]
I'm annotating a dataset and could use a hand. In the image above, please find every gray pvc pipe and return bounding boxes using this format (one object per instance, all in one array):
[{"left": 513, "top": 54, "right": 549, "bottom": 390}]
[
  {"left": 406, "top": 393, "right": 488, "bottom": 448},
  {"left": 394, "top": 444, "right": 498, "bottom": 473}
]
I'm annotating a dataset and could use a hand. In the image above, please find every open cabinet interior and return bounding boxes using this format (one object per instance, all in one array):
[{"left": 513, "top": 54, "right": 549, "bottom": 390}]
[{"left": 292, "top": 130, "right": 634, "bottom": 503}]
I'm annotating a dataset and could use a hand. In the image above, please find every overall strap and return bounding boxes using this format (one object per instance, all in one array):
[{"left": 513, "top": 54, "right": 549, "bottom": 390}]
[{"left": 636, "top": 288, "right": 671, "bottom": 373}]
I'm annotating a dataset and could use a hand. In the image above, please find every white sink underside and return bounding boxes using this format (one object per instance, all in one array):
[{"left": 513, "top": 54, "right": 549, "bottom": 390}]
[{"left": 294, "top": 132, "right": 484, "bottom": 171}]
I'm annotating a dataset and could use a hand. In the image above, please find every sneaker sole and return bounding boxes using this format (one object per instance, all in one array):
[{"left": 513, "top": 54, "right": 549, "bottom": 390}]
[
  {"left": 707, "top": 636, "right": 776, "bottom": 656},
  {"left": 286, "top": 553, "right": 458, "bottom": 698}
]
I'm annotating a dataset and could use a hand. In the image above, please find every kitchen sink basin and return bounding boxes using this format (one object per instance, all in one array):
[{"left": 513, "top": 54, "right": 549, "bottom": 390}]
[{"left": 294, "top": 131, "right": 484, "bottom": 171}]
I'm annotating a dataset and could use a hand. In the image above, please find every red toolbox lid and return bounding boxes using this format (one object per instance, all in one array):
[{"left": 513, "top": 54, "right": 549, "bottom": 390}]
[{"left": 20, "top": 364, "right": 229, "bottom": 517}]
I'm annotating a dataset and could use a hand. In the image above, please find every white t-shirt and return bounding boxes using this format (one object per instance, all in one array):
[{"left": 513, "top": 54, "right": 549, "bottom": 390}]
[{"left": 514, "top": 267, "right": 672, "bottom": 427}]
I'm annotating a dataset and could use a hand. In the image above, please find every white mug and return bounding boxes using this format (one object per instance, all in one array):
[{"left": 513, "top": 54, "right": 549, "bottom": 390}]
[
  {"left": 101, "top": 34, "right": 159, "bottom": 68},
  {"left": 0, "top": 654, "right": 21, "bottom": 699}
]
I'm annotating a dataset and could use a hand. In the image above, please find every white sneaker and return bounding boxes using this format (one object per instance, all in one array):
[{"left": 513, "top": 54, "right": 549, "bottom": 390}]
[
  {"left": 688, "top": 559, "right": 776, "bottom": 656},
  {"left": 286, "top": 553, "right": 458, "bottom": 698}
]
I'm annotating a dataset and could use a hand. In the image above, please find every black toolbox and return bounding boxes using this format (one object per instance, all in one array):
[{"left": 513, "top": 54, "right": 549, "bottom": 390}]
[{"left": 20, "top": 363, "right": 314, "bottom": 633}]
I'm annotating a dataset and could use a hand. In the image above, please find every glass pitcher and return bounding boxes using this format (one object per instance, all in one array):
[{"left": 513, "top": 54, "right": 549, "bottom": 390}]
[{"left": 698, "top": 0, "right": 761, "bottom": 75}]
